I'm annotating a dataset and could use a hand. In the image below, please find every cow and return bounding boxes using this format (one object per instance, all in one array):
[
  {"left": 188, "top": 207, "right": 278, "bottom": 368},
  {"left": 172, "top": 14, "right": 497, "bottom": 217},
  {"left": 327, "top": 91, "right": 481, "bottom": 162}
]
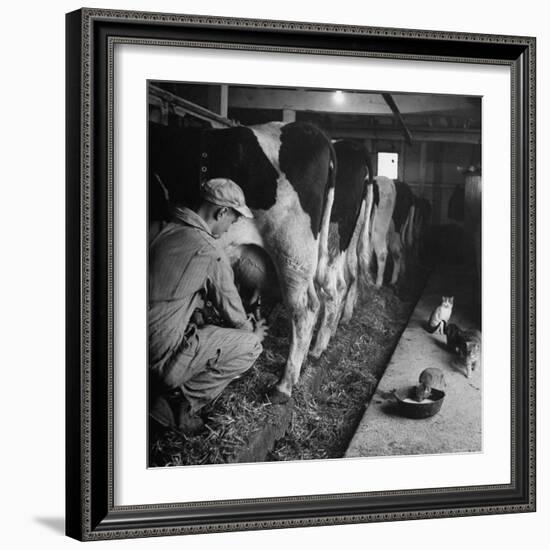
[
  {"left": 386, "top": 180, "right": 416, "bottom": 284},
  {"left": 309, "top": 140, "right": 373, "bottom": 358},
  {"left": 410, "top": 196, "right": 432, "bottom": 263},
  {"left": 387, "top": 219, "right": 403, "bottom": 286},
  {"left": 149, "top": 121, "right": 336, "bottom": 404},
  {"left": 395, "top": 180, "right": 416, "bottom": 254},
  {"left": 393, "top": 181, "right": 415, "bottom": 237},
  {"left": 358, "top": 176, "right": 397, "bottom": 288}
]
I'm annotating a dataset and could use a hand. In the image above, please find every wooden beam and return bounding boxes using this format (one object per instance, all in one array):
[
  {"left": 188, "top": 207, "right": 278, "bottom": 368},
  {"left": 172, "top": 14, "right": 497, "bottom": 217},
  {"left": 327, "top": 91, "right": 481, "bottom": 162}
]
[
  {"left": 399, "top": 139, "right": 406, "bottom": 180},
  {"left": 382, "top": 93, "right": 413, "bottom": 145},
  {"left": 382, "top": 94, "right": 412, "bottom": 145},
  {"left": 220, "top": 85, "right": 228, "bottom": 118},
  {"left": 331, "top": 128, "right": 481, "bottom": 144},
  {"left": 282, "top": 109, "right": 296, "bottom": 123},
  {"left": 229, "top": 86, "right": 479, "bottom": 116},
  {"left": 149, "top": 84, "right": 234, "bottom": 128},
  {"left": 391, "top": 94, "right": 479, "bottom": 115},
  {"left": 229, "top": 87, "right": 393, "bottom": 115}
]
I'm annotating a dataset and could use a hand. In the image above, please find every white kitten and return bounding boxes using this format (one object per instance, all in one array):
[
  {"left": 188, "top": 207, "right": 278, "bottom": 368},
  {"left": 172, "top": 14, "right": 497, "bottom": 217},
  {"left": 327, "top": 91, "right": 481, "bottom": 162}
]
[{"left": 427, "top": 296, "right": 454, "bottom": 335}]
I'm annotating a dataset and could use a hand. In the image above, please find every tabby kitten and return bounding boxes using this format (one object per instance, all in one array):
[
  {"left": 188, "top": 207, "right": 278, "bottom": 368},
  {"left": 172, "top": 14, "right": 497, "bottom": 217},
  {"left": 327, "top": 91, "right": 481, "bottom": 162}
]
[
  {"left": 427, "top": 296, "right": 454, "bottom": 334},
  {"left": 414, "top": 367, "right": 446, "bottom": 402},
  {"left": 445, "top": 323, "right": 481, "bottom": 378},
  {"left": 458, "top": 330, "right": 481, "bottom": 378}
]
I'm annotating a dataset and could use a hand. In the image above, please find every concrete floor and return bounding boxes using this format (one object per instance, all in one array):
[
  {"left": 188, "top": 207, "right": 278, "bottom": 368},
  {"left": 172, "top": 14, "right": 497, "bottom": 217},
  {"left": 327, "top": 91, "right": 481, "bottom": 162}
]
[{"left": 345, "top": 265, "right": 482, "bottom": 458}]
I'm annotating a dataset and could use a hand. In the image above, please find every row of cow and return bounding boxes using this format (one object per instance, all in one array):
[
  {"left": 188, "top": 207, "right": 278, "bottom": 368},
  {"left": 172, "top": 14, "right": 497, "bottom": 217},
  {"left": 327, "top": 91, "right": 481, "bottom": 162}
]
[{"left": 149, "top": 120, "right": 431, "bottom": 404}]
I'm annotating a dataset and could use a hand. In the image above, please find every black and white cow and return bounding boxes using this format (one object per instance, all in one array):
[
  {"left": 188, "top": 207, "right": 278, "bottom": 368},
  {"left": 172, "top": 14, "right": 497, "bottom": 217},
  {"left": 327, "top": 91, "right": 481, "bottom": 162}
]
[
  {"left": 149, "top": 121, "right": 336, "bottom": 403},
  {"left": 412, "top": 196, "right": 432, "bottom": 260},
  {"left": 358, "top": 176, "right": 397, "bottom": 288},
  {"left": 389, "top": 182, "right": 432, "bottom": 282},
  {"left": 385, "top": 180, "right": 415, "bottom": 284},
  {"left": 309, "top": 140, "right": 373, "bottom": 358},
  {"left": 393, "top": 180, "right": 416, "bottom": 250}
]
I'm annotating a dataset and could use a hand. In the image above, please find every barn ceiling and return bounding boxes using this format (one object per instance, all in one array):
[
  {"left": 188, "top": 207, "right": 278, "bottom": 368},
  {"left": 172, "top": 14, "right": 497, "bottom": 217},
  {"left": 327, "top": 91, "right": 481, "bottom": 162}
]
[
  {"left": 227, "top": 85, "right": 481, "bottom": 137},
  {"left": 150, "top": 82, "right": 481, "bottom": 143},
  {"left": 228, "top": 86, "right": 480, "bottom": 117}
]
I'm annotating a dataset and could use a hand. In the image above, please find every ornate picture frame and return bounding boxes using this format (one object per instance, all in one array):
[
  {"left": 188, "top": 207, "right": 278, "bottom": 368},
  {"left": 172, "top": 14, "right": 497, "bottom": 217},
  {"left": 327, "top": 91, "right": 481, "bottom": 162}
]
[{"left": 65, "top": 8, "right": 536, "bottom": 541}]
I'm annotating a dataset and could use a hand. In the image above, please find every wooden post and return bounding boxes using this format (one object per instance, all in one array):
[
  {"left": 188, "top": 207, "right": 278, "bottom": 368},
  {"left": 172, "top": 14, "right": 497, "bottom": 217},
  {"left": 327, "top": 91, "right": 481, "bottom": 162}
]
[
  {"left": 433, "top": 143, "right": 444, "bottom": 225},
  {"left": 206, "top": 84, "right": 228, "bottom": 117},
  {"left": 220, "top": 85, "right": 228, "bottom": 118},
  {"left": 399, "top": 140, "right": 406, "bottom": 181},
  {"left": 282, "top": 109, "right": 296, "bottom": 123},
  {"left": 419, "top": 141, "right": 427, "bottom": 197}
]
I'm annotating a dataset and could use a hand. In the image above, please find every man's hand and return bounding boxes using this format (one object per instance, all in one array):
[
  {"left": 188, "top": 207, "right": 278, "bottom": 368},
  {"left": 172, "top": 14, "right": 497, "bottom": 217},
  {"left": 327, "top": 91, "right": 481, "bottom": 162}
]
[{"left": 252, "top": 317, "right": 269, "bottom": 342}]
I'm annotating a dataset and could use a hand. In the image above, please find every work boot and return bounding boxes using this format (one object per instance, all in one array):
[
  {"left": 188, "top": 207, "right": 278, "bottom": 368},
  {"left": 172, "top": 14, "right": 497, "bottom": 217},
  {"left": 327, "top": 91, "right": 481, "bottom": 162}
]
[
  {"left": 149, "top": 395, "right": 176, "bottom": 428},
  {"left": 176, "top": 399, "right": 206, "bottom": 436},
  {"left": 178, "top": 411, "right": 205, "bottom": 436}
]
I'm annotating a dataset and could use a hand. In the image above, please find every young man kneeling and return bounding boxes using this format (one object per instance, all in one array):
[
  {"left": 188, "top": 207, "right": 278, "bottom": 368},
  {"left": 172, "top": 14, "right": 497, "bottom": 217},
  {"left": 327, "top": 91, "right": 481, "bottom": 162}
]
[{"left": 149, "top": 178, "right": 268, "bottom": 435}]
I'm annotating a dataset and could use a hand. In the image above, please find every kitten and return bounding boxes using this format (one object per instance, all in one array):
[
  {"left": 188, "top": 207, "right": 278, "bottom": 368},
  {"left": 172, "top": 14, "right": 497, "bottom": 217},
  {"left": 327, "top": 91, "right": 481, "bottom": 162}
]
[
  {"left": 445, "top": 323, "right": 481, "bottom": 378},
  {"left": 458, "top": 330, "right": 481, "bottom": 378},
  {"left": 445, "top": 323, "right": 461, "bottom": 353},
  {"left": 414, "top": 367, "right": 446, "bottom": 401},
  {"left": 427, "top": 296, "right": 454, "bottom": 334}
]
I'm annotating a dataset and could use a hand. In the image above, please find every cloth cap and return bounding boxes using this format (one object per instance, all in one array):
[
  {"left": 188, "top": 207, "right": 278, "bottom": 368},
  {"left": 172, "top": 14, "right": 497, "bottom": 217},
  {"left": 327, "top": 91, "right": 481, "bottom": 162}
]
[{"left": 200, "top": 178, "right": 253, "bottom": 219}]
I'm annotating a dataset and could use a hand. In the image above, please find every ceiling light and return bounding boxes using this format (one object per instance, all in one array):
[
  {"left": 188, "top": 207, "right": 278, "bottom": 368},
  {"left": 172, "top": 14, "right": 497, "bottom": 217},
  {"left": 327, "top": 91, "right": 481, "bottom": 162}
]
[{"left": 334, "top": 90, "right": 345, "bottom": 104}]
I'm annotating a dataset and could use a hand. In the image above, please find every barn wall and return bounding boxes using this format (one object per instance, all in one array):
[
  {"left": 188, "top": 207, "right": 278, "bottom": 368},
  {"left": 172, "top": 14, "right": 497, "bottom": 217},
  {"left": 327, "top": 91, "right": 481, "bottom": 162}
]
[{"left": 370, "top": 138, "right": 481, "bottom": 226}]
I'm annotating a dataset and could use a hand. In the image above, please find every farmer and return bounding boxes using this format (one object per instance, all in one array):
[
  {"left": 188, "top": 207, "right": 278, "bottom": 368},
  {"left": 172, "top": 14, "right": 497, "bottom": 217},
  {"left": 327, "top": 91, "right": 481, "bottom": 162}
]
[{"left": 149, "top": 178, "right": 268, "bottom": 435}]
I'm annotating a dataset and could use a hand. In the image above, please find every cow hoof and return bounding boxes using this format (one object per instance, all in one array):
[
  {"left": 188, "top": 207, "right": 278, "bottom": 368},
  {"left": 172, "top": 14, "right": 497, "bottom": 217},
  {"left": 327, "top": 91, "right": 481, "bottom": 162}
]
[
  {"left": 309, "top": 349, "right": 323, "bottom": 360},
  {"left": 268, "top": 387, "right": 291, "bottom": 405},
  {"left": 340, "top": 313, "right": 352, "bottom": 325}
]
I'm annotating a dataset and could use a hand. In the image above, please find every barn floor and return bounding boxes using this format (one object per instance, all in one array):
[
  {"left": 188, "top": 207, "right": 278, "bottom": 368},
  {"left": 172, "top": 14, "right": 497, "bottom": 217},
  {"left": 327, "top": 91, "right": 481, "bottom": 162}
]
[
  {"left": 345, "top": 264, "right": 482, "bottom": 458},
  {"left": 149, "top": 264, "right": 428, "bottom": 467}
]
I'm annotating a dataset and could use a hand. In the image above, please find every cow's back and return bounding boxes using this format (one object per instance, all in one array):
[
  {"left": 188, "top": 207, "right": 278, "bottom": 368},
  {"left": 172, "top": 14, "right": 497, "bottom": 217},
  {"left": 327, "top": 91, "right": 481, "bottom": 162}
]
[{"left": 203, "top": 122, "right": 333, "bottom": 238}]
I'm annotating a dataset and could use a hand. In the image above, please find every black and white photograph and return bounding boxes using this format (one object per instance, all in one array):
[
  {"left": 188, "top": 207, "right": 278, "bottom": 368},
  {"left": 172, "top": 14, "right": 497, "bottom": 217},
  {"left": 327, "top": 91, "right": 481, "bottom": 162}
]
[
  {"left": 56, "top": 1, "right": 536, "bottom": 544},
  {"left": 147, "top": 81, "right": 482, "bottom": 467},
  {"left": 1, "top": 0, "right": 543, "bottom": 546}
]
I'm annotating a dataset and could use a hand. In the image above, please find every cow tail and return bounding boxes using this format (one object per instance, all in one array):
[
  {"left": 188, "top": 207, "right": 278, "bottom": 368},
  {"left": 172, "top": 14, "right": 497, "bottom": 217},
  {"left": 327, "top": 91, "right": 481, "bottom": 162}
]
[
  {"left": 315, "top": 141, "right": 337, "bottom": 286},
  {"left": 365, "top": 151, "right": 374, "bottom": 189},
  {"left": 361, "top": 152, "right": 375, "bottom": 257},
  {"left": 345, "top": 150, "right": 374, "bottom": 254},
  {"left": 406, "top": 203, "right": 416, "bottom": 248},
  {"left": 400, "top": 204, "right": 412, "bottom": 244}
]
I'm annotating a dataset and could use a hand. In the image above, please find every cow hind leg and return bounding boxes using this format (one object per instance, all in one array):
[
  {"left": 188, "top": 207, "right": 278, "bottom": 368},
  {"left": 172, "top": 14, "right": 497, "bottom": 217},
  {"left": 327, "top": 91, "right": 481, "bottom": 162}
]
[
  {"left": 341, "top": 254, "right": 359, "bottom": 324},
  {"left": 310, "top": 265, "right": 346, "bottom": 358},
  {"left": 309, "top": 294, "right": 336, "bottom": 359},
  {"left": 357, "top": 194, "right": 375, "bottom": 289},
  {"left": 390, "top": 253, "right": 401, "bottom": 286},
  {"left": 331, "top": 275, "right": 348, "bottom": 334},
  {"left": 374, "top": 242, "right": 388, "bottom": 288},
  {"left": 341, "top": 277, "right": 358, "bottom": 324},
  {"left": 388, "top": 234, "right": 403, "bottom": 286},
  {"left": 358, "top": 242, "right": 373, "bottom": 288},
  {"left": 270, "top": 278, "right": 319, "bottom": 403}
]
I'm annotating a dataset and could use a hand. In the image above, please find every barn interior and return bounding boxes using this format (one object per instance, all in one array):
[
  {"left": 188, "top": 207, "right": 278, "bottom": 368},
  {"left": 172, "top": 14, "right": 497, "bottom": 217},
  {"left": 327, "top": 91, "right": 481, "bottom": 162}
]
[
  {"left": 149, "top": 81, "right": 480, "bottom": 226},
  {"left": 148, "top": 81, "right": 482, "bottom": 465}
]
